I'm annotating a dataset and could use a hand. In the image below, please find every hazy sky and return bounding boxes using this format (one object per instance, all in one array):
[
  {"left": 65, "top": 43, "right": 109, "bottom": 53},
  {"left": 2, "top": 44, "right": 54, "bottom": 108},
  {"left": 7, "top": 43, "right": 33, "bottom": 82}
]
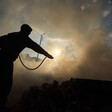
[{"left": 1, "top": 0, "right": 112, "bottom": 104}]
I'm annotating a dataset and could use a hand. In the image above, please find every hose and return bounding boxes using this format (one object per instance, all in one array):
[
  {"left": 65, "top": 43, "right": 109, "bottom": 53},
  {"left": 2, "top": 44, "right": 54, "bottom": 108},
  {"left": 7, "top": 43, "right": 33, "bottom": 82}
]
[{"left": 19, "top": 55, "right": 47, "bottom": 70}]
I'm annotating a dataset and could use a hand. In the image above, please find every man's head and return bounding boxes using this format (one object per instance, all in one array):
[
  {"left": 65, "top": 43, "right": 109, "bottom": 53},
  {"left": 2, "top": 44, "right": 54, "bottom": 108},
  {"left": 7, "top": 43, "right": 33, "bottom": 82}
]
[{"left": 20, "top": 24, "right": 32, "bottom": 35}]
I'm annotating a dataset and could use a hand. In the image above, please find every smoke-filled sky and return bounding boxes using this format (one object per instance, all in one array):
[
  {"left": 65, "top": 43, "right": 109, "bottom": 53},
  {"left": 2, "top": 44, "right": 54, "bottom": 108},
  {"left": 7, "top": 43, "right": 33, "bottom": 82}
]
[{"left": 1, "top": 0, "right": 112, "bottom": 104}]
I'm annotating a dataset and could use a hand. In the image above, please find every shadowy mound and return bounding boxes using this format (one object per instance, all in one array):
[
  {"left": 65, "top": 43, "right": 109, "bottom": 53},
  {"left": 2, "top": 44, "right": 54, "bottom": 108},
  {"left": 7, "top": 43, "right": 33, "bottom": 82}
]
[{"left": 12, "top": 78, "right": 112, "bottom": 112}]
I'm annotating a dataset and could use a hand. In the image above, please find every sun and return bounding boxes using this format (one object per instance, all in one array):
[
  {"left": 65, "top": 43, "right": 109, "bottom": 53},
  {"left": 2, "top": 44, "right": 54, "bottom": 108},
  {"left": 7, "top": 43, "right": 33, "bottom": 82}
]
[{"left": 54, "top": 49, "right": 61, "bottom": 56}]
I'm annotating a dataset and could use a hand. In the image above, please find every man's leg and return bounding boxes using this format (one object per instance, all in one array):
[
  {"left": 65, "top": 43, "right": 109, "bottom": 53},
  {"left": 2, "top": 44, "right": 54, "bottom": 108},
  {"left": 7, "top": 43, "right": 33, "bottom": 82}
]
[{"left": 0, "top": 60, "right": 13, "bottom": 109}]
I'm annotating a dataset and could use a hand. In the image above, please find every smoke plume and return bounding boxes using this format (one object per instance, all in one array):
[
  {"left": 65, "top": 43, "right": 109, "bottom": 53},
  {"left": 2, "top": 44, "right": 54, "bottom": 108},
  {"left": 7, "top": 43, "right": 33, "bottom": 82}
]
[{"left": 0, "top": 0, "right": 112, "bottom": 106}]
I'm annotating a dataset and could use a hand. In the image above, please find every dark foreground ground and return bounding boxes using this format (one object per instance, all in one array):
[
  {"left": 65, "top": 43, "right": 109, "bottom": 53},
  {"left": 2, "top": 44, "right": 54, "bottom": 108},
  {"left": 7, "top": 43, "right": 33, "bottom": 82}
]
[{"left": 10, "top": 78, "right": 112, "bottom": 112}]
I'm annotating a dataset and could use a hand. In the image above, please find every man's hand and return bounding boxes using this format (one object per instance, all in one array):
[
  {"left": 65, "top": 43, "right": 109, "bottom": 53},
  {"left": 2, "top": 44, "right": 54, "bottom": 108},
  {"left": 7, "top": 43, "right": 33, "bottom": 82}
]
[{"left": 46, "top": 54, "right": 54, "bottom": 59}]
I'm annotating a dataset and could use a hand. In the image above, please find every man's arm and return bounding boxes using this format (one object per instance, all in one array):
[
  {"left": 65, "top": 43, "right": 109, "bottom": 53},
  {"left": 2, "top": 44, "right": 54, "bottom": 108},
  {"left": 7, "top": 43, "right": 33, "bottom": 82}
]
[{"left": 26, "top": 38, "right": 54, "bottom": 59}]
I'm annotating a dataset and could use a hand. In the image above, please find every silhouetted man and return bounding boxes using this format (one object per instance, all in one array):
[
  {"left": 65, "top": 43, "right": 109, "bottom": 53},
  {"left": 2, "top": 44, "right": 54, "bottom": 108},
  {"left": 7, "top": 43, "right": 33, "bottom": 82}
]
[{"left": 0, "top": 24, "right": 53, "bottom": 110}]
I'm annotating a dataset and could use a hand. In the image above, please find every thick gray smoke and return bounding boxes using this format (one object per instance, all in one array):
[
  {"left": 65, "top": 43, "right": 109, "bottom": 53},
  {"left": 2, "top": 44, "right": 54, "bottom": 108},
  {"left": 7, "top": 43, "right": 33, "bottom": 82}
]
[{"left": 0, "top": 0, "right": 112, "bottom": 106}]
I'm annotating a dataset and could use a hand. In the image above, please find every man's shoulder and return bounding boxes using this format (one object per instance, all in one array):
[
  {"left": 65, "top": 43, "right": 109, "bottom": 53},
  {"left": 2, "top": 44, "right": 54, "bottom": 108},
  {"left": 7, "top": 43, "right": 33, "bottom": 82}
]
[{"left": 7, "top": 32, "right": 20, "bottom": 36}]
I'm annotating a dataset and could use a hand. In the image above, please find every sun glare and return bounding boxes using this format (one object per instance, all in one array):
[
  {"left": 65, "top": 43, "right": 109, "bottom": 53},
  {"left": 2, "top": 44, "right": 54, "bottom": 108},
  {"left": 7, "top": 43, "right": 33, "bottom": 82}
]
[{"left": 54, "top": 49, "right": 61, "bottom": 56}]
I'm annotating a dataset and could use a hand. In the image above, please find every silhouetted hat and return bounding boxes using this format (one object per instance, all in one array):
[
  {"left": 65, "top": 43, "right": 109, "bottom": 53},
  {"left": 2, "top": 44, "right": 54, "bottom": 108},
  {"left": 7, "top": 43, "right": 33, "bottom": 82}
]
[{"left": 21, "top": 24, "right": 32, "bottom": 32}]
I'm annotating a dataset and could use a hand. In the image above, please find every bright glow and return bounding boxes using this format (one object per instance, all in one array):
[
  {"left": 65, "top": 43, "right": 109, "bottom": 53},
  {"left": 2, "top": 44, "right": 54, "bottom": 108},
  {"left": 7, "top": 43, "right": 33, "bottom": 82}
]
[{"left": 54, "top": 49, "right": 61, "bottom": 56}]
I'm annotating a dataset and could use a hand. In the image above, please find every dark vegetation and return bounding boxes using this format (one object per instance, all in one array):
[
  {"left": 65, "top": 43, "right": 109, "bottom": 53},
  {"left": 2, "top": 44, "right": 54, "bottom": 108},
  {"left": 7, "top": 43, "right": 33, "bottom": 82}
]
[{"left": 12, "top": 78, "right": 112, "bottom": 112}]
